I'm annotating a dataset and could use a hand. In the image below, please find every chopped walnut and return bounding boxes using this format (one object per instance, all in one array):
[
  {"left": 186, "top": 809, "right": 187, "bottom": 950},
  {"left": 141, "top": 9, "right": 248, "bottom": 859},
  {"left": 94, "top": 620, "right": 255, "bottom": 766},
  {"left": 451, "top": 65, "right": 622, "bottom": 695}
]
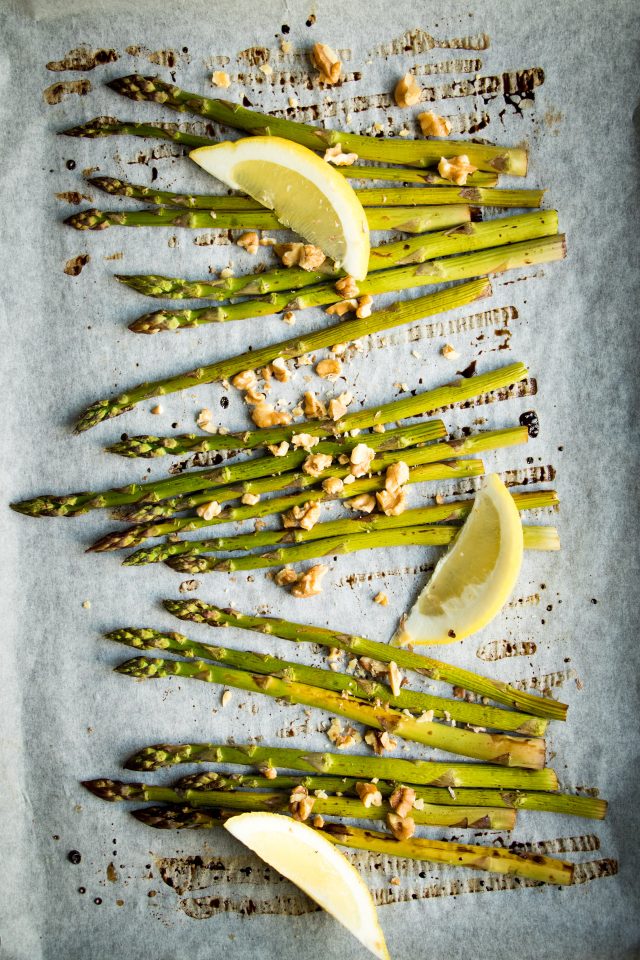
[
  {"left": 364, "top": 730, "right": 397, "bottom": 755},
  {"left": 221, "top": 689, "right": 233, "bottom": 708},
  {"left": 196, "top": 500, "right": 222, "bottom": 521},
  {"left": 372, "top": 424, "right": 385, "bottom": 434},
  {"left": 259, "top": 62, "right": 273, "bottom": 78},
  {"left": 390, "top": 785, "right": 416, "bottom": 819},
  {"left": 260, "top": 765, "right": 278, "bottom": 779},
  {"left": 270, "top": 357, "right": 290, "bottom": 383},
  {"left": 335, "top": 275, "right": 360, "bottom": 299},
  {"left": 251, "top": 402, "right": 292, "bottom": 428},
  {"left": 438, "top": 155, "right": 477, "bottom": 186},
  {"left": 387, "top": 812, "right": 415, "bottom": 840},
  {"left": 322, "top": 476, "right": 344, "bottom": 495},
  {"left": 312, "top": 814, "right": 325, "bottom": 828},
  {"left": 327, "top": 397, "right": 346, "bottom": 420},
  {"left": 300, "top": 244, "right": 327, "bottom": 270},
  {"left": 280, "top": 39, "right": 293, "bottom": 54},
  {"left": 440, "top": 343, "right": 460, "bottom": 360},
  {"left": 331, "top": 342, "right": 348, "bottom": 356},
  {"left": 236, "top": 231, "right": 260, "bottom": 255},
  {"left": 302, "top": 391, "right": 327, "bottom": 419},
  {"left": 283, "top": 501, "right": 322, "bottom": 530},
  {"left": 343, "top": 474, "right": 356, "bottom": 485},
  {"left": 350, "top": 442, "right": 375, "bottom": 477},
  {"left": 417, "top": 111, "right": 452, "bottom": 138},
  {"left": 277, "top": 242, "right": 304, "bottom": 267},
  {"left": 394, "top": 73, "right": 421, "bottom": 108},
  {"left": 274, "top": 565, "right": 299, "bottom": 587},
  {"left": 347, "top": 493, "right": 376, "bottom": 513},
  {"left": 416, "top": 709, "right": 435, "bottom": 723},
  {"left": 326, "top": 298, "right": 357, "bottom": 317},
  {"left": 303, "top": 452, "right": 333, "bottom": 477},
  {"left": 231, "top": 369, "right": 258, "bottom": 390},
  {"left": 316, "top": 357, "right": 342, "bottom": 379},
  {"left": 219, "top": 266, "right": 233, "bottom": 279},
  {"left": 196, "top": 408, "right": 216, "bottom": 433},
  {"left": 241, "top": 493, "right": 260, "bottom": 505},
  {"left": 268, "top": 441, "right": 290, "bottom": 457},
  {"left": 282, "top": 310, "right": 296, "bottom": 325},
  {"left": 323, "top": 144, "right": 358, "bottom": 165},
  {"left": 244, "top": 386, "right": 267, "bottom": 406},
  {"left": 355, "top": 782, "right": 383, "bottom": 808},
  {"left": 291, "top": 563, "right": 327, "bottom": 598},
  {"left": 292, "top": 432, "right": 319, "bottom": 451},
  {"left": 359, "top": 657, "right": 389, "bottom": 679},
  {"left": 326, "top": 717, "right": 362, "bottom": 748},
  {"left": 310, "top": 42, "right": 342, "bottom": 84},
  {"left": 385, "top": 460, "right": 410, "bottom": 492},
  {"left": 211, "top": 71, "right": 231, "bottom": 88},
  {"left": 289, "top": 785, "right": 316, "bottom": 821},
  {"left": 150, "top": 404, "right": 162, "bottom": 415},
  {"left": 374, "top": 592, "right": 389, "bottom": 607},
  {"left": 376, "top": 487, "right": 407, "bottom": 516},
  {"left": 388, "top": 661, "right": 403, "bottom": 697},
  {"left": 355, "top": 295, "right": 373, "bottom": 319}
]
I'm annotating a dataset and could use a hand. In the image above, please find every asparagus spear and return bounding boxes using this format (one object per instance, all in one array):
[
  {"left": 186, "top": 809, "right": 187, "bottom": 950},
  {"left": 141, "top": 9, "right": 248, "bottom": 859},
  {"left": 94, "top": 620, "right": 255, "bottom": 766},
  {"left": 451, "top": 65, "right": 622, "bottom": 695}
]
[
  {"left": 105, "top": 626, "right": 547, "bottom": 734},
  {"left": 71, "top": 278, "right": 490, "bottom": 432},
  {"left": 128, "top": 236, "right": 565, "bottom": 334},
  {"left": 164, "top": 600, "right": 568, "bottom": 721},
  {"left": 91, "top": 460, "right": 484, "bottom": 552},
  {"left": 115, "top": 655, "right": 546, "bottom": 767},
  {"left": 125, "top": 741, "right": 559, "bottom": 789},
  {"left": 129, "top": 807, "right": 574, "bottom": 884},
  {"left": 107, "top": 360, "right": 530, "bottom": 460},
  {"left": 125, "top": 489, "right": 558, "bottom": 564},
  {"left": 117, "top": 210, "right": 558, "bottom": 302},
  {"left": 166, "top": 524, "right": 558, "bottom": 574},
  {"left": 173, "top": 770, "right": 606, "bottom": 819},
  {"left": 82, "top": 778, "right": 516, "bottom": 830},
  {"left": 106, "top": 75, "right": 529, "bottom": 175},
  {"left": 82, "top": 176, "right": 543, "bottom": 211},
  {"left": 341, "top": 166, "right": 499, "bottom": 186},
  {"left": 65, "top": 204, "right": 472, "bottom": 234}
]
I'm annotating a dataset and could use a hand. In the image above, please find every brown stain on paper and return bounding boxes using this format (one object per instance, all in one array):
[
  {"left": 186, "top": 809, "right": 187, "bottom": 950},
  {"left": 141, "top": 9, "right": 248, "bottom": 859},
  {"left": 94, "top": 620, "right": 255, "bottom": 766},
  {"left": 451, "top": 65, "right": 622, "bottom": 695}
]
[
  {"left": 64, "top": 254, "right": 90, "bottom": 276},
  {"left": 126, "top": 45, "right": 191, "bottom": 68},
  {"left": 43, "top": 79, "right": 91, "bottom": 104},
  {"left": 46, "top": 46, "right": 119, "bottom": 71},
  {"left": 55, "top": 191, "right": 92, "bottom": 205},
  {"left": 370, "top": 28, "right": 490, "bottom": 57},
  {"left": 476, "top": 639, "right": 537, "bottom": 661}
]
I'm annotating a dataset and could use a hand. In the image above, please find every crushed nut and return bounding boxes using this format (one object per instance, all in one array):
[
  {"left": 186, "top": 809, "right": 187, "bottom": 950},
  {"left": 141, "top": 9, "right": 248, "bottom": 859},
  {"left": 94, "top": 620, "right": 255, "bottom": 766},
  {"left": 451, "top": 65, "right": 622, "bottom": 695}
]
[
  {"left": 244, "top": 386, "right": 267, "bottom": 405},
  {"left": 219, "top": 266, "right": 233, "bottom": 279},
  {"left": 374, "top": 592, "right": 389, "bottom": 606},
  {"left": 347, "top": 493, "right": 376, "bottom": 513},
  {"left": 241, "top": 493, "right": 260, "bottom": 505},
  {"left": 322, "top": 476, "right": 344, "bottom": 495},
  {"left": 376, "top": 488, "right": 407, "bottom": 516},
  {"left": 323, "top": 144, "right": 358, "bottom": 165},
  {"left": 303, "top": 452, "right": 333, "bottom": 477},
  {"left": 350, "top": 442, "right": 375, "bottom": 477},
  {"left": 196, "top": 408, "right": 216, "bottom": 433},
  {"left": 288, "top": 95, "right": 298, "bottom": 108},
  {"left": 438, "top": 154, "right": 477, "bottom": 186},
  {"left": 326, "top": 298, "right": 357, "bottom": 317},
  {"left": 196, "top": 500, "right": 222, "bottom": 521},
  {"left": 416, "top": 709, "right": 435, "bottom": 723},
  {"left": 441, "top": 343, "right": 460, "bottom": 360},
  {"left": 310, "top": 42, "right": 342, "bottom": 84},
  {"left": 178, "top": 579, "right": 200, "bottom": 594},
  {"left": 331, "top": 342, "right": 348, "bottom": 356},
  {"left": 372, "top": 424, "right": 385, "bottom": 434},
  {"left": 312, "top": 814, "right": 325, "bottom": 828},
  {"left": 150, "top": 404, "right": 162, "bottom": 415},
  {"left": 302, "top": 391, "right": 327, "bottom": 419},
  {"left": 314, "top": 789, "right": 329, "bottom": 799},
  {"left": 289, "top": 785, "right": 316, "bottom": 821},
  {"left": 277, "top": 242, "right": 304, "bottom": 267},
  {"left": 385, "top": 460, "right": 410, "bottom": 492},
  {"left": 326, "top": 717, "right": 362, "bottom": 748},
  {"left": 387, "top": 812, "right": 415, "bottom": 840},
  {"left": 343, "top": 474, "right": 356, "bottom": 485},
  {"left": 221, "top": 689, "right": 233, "bottom": 708},
  {"left": 299, "top": 244, "right": 327, "bottom": 270},
  {"left": 231, "top": 369, "right": 258, "bottom": 390},
  {"left": 211, "top": 70, "right": 231, "bottom": 88},
  {"left": 355, "top": 294, "right": 373, "bottom": 319},
  {"left": 417, "top": 111, "right": 452, "bottom": 138},
  {"left": 282, "top": 501, "right": 322, "bottom": 530},
  {"left": 394, "top": 73, "right": 421, "bottom": 108},
  {"left": 274, "top": 566, "right": 299, "bottom": 587},
  {"left": 390, "top": 785, "right": 416, "bottom": 818},
  {"left": 328, "top": 397, "right": 348, "bottom": 420},
  {"left": 259, "top": 62, "right": 273, "bottom": 77},
  {"left": 335, "top": 275, "right": 360, "bottom": 298},
  {"left": 359, "top": 657, "right": 389, "bottom": 679},
  {"left": 270, "top": 357, "right": 290, "bottom": 383},
  {"left": 365, "top": 730, "right": 397, "bottom": 755},
  {"left": 236, "top": 231, "right": 260, "bottom": 255},
  {"left": 355, "top": 782, "right": 383, "bottom": 808},
  {"left": 282, "top": 310, "right": 296, "bottom": 325},
  {"left": 413, "top": 798, "right": 425, "bottom": 810},
  {"left": 81, "top": 600, "right": 91, "bottom": 609},
  {"left": 388, "top": 661, "right": 403, "bottom": 697},
  {"left": 290, "top": 563, "right": 327, "bottom": 598},
  {"left": 281, "top": 39, "right": 293, "bottom": 54},
  {"left": 261, "top": 765, "right": 278, "bottom": 779},
  {"left": 316, "top": 357, "right": 342, "bottom": 379},
  {"left": 390, "top": 876, "right": 401, "bottom": 886},
  {"left": 292, "top": 432, "right": 319, "bottom": 451},
  {"left": 251, "top": 402, "right": 292, "bottom": 428}
]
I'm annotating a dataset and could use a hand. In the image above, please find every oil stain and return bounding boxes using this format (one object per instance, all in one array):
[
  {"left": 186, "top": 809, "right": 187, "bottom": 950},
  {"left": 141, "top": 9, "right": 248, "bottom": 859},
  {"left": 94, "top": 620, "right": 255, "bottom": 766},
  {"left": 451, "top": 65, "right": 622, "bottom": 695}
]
[
  {"left": 64, "top": 254, "right": 90, "bottom": 276},
  {"left": 46, "top": 46, "right": 119, "bottom": 71},
  {"left": 43, "top": 79, "right": 91, "bottom": 104}
]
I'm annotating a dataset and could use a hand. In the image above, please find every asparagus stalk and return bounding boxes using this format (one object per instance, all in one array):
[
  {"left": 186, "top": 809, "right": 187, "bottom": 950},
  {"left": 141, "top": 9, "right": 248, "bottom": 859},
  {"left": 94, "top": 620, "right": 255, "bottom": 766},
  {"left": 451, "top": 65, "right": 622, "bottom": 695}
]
[
  {"left": 128, "top": 236, "right": 565, "bottom": 334},
  {"left": 106, "top": 75, "right": 529, "bottom": 175},
  {"left": 173, "top": 771, "right": 606, "bottom": 819},
  {"left": 164, "top": 600, "right": 567, "bottom": 721},
  {"left": 166, "top": 524, "right": 558, "bottom": 574},
  {"left": 124, "top": 741, "right": 559, "bottom": 789},
  {"left": 62, "top": 116, "right": 216, "bottom": 147},
  {"left": 107, "top": 360, "right": 529, "bottom": 460},
  {"left": 71, "top": 278, "right": 490, "bottom": 432},
  {"left": 127, "top": 489, "right": 558, "bottom": 564},
  {"left": 65, "top": 204, "right": 472, "bottom": 234},
  {"left": 116, "top": 655, "right": 546, "bottom": 767},
  {"left": 82, "top": 778, "right": 516, "bottom": 830},
  {"left": 116, "top": 211, "right": 558, "bottom": 302},
  {"left": 83, "top": 176, "right": 543, "bottom": 210},
  {"left": 91, "top": 460, "right": 484, "bottom": 552},
  {"left": 105, "top": 626, "right": 547, "bottom": 734},
  {"left": 341, "top": 166, "right": 499, "bottom": 186}
]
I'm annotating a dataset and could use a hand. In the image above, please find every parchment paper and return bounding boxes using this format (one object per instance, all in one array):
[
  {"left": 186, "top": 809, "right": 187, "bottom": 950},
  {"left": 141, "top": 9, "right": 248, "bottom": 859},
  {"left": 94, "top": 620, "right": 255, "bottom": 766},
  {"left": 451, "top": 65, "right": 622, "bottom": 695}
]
[{"left": 1, "top": 0, "right": 639, "bottom": 957}]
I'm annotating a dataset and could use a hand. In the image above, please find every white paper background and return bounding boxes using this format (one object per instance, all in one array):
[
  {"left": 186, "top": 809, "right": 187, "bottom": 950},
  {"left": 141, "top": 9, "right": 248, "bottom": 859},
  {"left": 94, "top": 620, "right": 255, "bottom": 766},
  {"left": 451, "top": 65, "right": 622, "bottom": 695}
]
[{"left": 1, "top": 0, "right": 639, "bottom": 957}]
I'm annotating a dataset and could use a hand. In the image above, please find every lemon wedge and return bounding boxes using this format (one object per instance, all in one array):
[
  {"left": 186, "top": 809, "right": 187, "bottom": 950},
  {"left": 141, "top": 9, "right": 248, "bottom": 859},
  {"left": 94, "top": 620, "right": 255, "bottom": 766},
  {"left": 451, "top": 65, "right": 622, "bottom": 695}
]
[
  {"left": 224, "top": 812, "right": 390, "bottom": 959},
  {"left": 190, "top": 137, "right": 370, "bottom": 280},
  {"left": 394, "top": 473, "right": 523, "bottom": 646}
]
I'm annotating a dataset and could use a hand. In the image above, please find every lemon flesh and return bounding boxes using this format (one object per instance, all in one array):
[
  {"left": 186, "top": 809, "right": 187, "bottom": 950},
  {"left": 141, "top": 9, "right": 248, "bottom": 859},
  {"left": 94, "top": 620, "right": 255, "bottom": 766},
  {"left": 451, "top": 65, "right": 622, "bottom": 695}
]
[
  {"left": 190, "top": 137, "right": 370, "bottom": 279},
  {"left": 224, "top": 812, "right": 390, "bottom": 960},
  {"left": 395, "top": 473, "right": 523, "bottom": 646}
]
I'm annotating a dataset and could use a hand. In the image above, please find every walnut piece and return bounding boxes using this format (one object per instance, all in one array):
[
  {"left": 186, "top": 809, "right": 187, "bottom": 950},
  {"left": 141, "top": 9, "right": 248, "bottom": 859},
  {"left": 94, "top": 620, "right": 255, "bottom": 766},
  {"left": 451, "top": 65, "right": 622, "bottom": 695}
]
[
  {"left": 289, "top": 785, "right": 316, "bottom": 821},
  {"left": 347, "top": 493, "right": 376, "bottom": 514},
  {"left": 274, "top": 565, "right": 299, "bottom": 587},
  {"left": 303, "top": 453, "right": 333, "bottom": 477},
  {"left": 394, "top": 73, "right": 421, "bottom": 108},
  {"left": 326, "top": 298, "right": 357, "bottom": 317},
  {"left": 385, "top": 460, "right": 410, "bottom": 492},
  {"left": 282, "top": 310, "right": 296, "bottom": 325},
  {"left": 323, "top": 144, "right": 358, "bottom": 165},
  {"left": 268, "top": 441, "right": 290, "bottom": 457},
  {"left": 441, "top": 343, "right": 460, "bottom": 360},
  {"left": 355, "top": 782, "right": 383, "bottom": 808},
  {"left": 326, "top": 717, "right": 362, "bottom": 748},
  {"left": 303, "top": 391, "right": 327, "bottom": 419},
  {"left": 312, "top": 814, "right": 325, "bottom": 828},
  {"left": 150, "top": 404, "right": 162, "bottom": 415},
  {"left": 417, "top": 111, "right": 451, "bottom": 138},
  {"left": 283, "top": 501, "right": 322, "bottom": 530},
  {"left": 350, "top": 442, "right": 375, "bottom": 477},
  {"left": 241, "top": 493, "right": 260, "bottom": 505},
  {"left": 316, "top": 358, "right": 342, "bottom": 379},
  {"left": 300, "top": 244, "right": 327, "bottom": 270},
  {"left": 355, "top": 294, "right": 373, "bottom": 319},
  {"left": 364, "top": 729, "right": 397, "bottom": 755},
  {"left": 388, "top": 661, "right": 403, "bottom": 697},
  {"left": 390, "top": 785, "right": 417, "bottom": 818},
  {"left": 231, "top": 369, "right": 257, "bottom": 390},
  {"left": 322, "top": 476, "right": 344, "bottom": 495},
  {"left": 438, "top": 155, "right": 477, "bottom": 186},
  {"left": 311, "top": 42, "right": 342, "bottom": 85},
  {"left": 335, "top": 275, "right": 359, "bottom": 299},
  {"left": 291, "top": 563, "right": 328, "bottom": 597},
  {"left": 270, "top": 357, "right": 290, "bottom": 383},
  {"left": 244, "top": 386, "right": 267, "bottom": 406},
  {"left": 236, "top": 231, "right": 260, "bottom": 255},
  {"left": 260, "top": 764, "right": 278, "bottom": 779},
  {"left": 373, "top": 592, "right": 389, "bottom": 606},
  {"left": 196, "top": 407, "right": 217, "bottom": 433},
  {"left": 376, "top": 487, "right": 407, "bottom": 516},
  {"left": 221, "top": 689, "right": 233, "bottom": 708},
  {"left": 387, "top": 812, "right": 415, "bottom": 840},
  {"left": 292, "top": 432, "right": 319, "bottom": 451},
  {"left": 328, "top": 397, "right": 347, "bottom": 421},
  {"left": 278, "top": 242, "right": 304, "bottom": 267},
  {"left": 251, "top": 402, "right": 292, "bottom": 428},
  {"left": 196, "top": 500, "right": 222, "bottom": 521},
  {"left": 211, "top": 71, "right": 231, "bottom": 89}
]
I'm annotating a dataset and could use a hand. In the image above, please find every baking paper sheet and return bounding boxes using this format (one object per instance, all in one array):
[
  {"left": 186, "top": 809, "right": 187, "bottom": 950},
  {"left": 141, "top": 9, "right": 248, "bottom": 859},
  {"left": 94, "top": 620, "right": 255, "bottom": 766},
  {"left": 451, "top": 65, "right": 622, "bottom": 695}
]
[{"left": 1, "top": 0, "right": 639, "bottom": 956}]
